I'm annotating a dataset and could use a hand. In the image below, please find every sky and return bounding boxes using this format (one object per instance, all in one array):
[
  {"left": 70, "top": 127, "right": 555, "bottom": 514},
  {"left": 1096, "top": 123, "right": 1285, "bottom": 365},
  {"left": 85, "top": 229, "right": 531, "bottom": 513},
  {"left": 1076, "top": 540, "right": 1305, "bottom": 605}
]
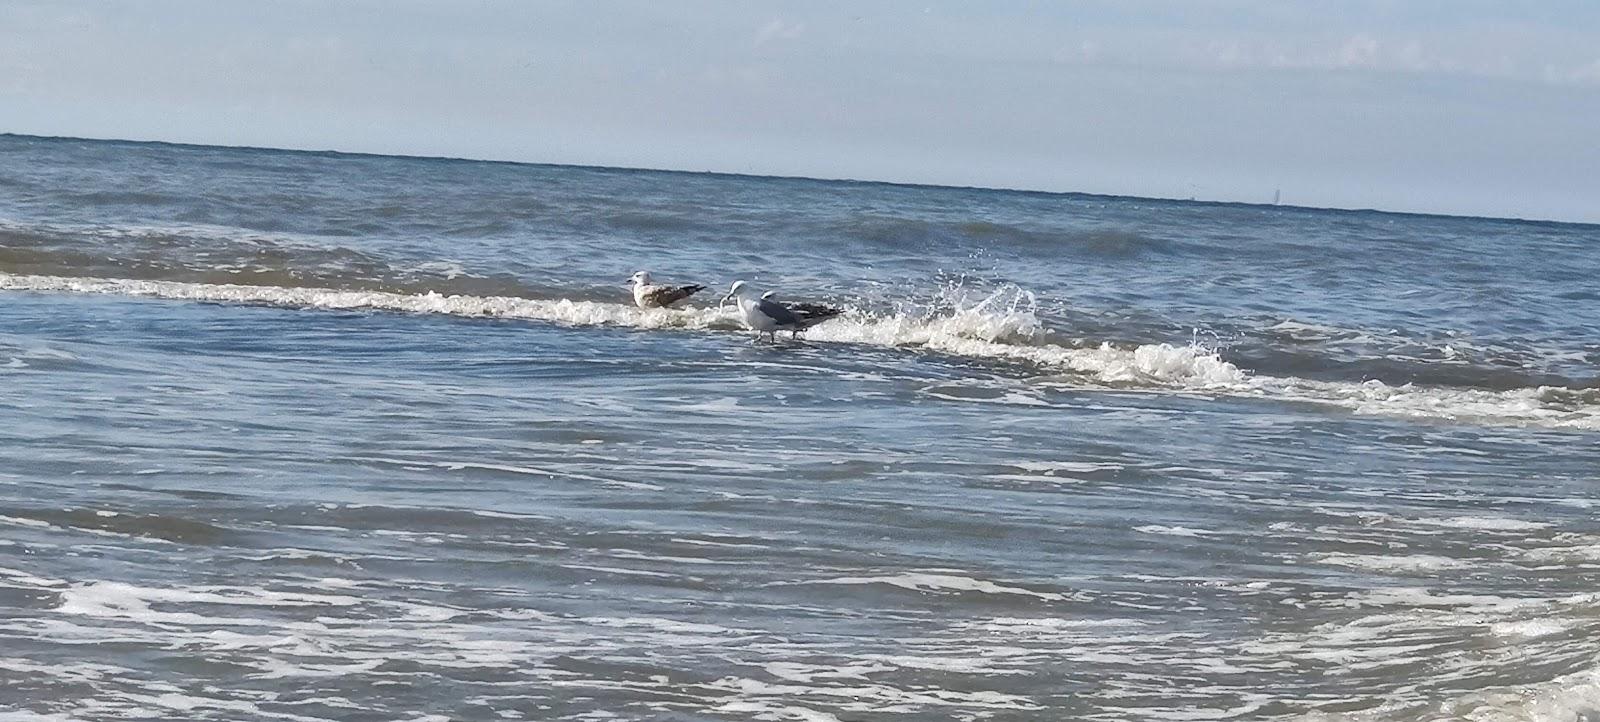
[{"left": 2, "top": 1, "right": 1598, "bottom": 222}]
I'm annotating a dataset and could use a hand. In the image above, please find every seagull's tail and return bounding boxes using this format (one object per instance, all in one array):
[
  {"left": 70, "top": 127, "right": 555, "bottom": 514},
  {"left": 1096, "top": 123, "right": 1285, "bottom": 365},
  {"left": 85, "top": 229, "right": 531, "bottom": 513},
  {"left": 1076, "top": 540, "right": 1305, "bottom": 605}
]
[
  {"left": 788, "top": 302, "right": 844, "bottom": 328},
  {"left": 655, "top": 284, "right": 706, "bottom": 307}
]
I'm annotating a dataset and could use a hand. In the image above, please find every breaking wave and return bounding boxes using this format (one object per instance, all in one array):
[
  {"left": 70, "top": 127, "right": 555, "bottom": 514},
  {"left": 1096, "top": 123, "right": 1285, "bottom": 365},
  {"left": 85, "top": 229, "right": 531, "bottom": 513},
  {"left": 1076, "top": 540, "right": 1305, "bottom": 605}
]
[{"left": 4, "top": 271, "right": 1597, "bottom": 431}]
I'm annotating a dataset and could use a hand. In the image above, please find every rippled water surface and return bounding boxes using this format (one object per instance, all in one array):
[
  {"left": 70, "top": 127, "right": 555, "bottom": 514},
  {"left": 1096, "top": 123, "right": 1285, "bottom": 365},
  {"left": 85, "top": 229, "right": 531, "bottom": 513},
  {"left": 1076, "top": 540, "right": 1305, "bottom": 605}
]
[{"left": 2, "top": 134, "right": 1599, "bottom": 721}]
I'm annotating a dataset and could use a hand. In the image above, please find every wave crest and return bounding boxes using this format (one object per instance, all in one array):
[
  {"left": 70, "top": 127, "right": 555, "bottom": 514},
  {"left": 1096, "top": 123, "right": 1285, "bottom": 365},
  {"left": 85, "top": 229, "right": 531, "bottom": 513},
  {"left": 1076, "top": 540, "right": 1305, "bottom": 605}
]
[{"left": 3, "top": 272, "right": 1596, "bottom": 430}]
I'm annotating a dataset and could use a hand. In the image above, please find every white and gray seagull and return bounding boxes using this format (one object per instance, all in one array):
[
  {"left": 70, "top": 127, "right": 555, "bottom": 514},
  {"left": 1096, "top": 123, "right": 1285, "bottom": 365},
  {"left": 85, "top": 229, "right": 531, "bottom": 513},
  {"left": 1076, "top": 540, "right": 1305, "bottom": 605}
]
[
  {"left": 720, "top": 280, "right": 843, "bottom": 343},
  {"left": 627, "top": 271, "right": 706, "bottom": 309}
]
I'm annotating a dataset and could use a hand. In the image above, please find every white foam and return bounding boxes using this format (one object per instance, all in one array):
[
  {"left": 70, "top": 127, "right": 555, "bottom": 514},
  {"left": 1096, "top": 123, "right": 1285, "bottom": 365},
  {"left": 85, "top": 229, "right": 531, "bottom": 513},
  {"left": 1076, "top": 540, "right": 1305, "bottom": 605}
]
[
  {"left": 0, "top": 711, "right": 82, "bottom": 722},
  {"left": 1014, "top": 461, "right": 1125, "bottom": 473},
  {"left": 1134, "top": 525, "right": 1217, "bottom": 538},
  {"left": 348, "top": 455, "right": 662, "bottom": 490},
  {"left": 1411, "top": 515, "right": 1552, "bottom": 532},
  {"left": 1488, "top": 619, "right": 1572, "bottom": 639},
  {"left": 0, "top": 566, "right": 67, "bottom": 588},
  {"left": 969, "top": 616, "right": 1147, "bottom": 632},
  {"left": 0, "top": 272, "right": 729, "bottom": 330},
  {"left": 708, "top": 676, "right": 1040, "bottom": 712},
  {"left": 5, "top": 272, "right": 1598, "bottom": 430},
  {"left": 1255, "top": 376, "right": 1600, "bottom": 430},
  {"left": 1338, "top": 587, "right": 1528, "bottom": 611},
  {"left": 670, "top": 537, "right": 772, "bottom": 549},
  {"left": 763, "top": 661, "right": 888, "bottom": 684},
  {"left": 54, "top": 580, "right": 363, "bottom": 627},
  {"left": 711, "top": 701, "right": 845, "bottom": 722},
  {"left": 1431, "top": 663, "right": 1600, "bottom": 722},
  {"left": 1518, "top": 536, "right": 1600, "bottom": 563},
  {"left": 778, "top": 572, "right": 1072, "bottom": 601},
  {"left": 1309, "top": 553, "right": 1474, "bottom": 573},
  {"left": 857, "top": 654, "right": 1032, "bottom": 676}
]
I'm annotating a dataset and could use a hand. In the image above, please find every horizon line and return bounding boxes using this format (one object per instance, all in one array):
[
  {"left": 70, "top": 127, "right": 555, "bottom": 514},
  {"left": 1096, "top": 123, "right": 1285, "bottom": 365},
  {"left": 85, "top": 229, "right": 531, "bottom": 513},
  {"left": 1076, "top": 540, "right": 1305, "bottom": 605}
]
[{"left": 5, "top": 131, "right": 1592, "bottom": 229}]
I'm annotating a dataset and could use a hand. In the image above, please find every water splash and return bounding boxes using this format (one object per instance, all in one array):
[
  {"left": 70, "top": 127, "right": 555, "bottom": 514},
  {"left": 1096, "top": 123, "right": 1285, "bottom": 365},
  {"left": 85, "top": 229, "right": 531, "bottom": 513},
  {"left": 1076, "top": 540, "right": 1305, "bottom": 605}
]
[{"left": 3, "top": 272, "right": 1597, "bottom": 430}]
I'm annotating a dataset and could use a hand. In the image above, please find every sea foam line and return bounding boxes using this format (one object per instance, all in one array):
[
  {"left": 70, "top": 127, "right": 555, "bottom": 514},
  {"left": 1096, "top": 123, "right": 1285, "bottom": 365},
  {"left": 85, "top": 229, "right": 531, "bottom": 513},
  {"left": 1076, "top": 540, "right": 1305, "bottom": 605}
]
[
  {"left": 3, "top": 272, "right": 1597, "bottom": 430},
  {"left": 0, "top": 272, "right": 1250, "bottom": 386}
]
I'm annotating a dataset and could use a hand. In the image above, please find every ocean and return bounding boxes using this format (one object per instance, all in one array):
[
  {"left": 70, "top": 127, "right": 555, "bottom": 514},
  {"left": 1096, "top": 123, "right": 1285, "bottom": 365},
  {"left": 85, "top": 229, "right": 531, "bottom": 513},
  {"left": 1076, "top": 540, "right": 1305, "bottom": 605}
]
[{"left": 2, "top": 133, "right": 1598, "bottom": 721}]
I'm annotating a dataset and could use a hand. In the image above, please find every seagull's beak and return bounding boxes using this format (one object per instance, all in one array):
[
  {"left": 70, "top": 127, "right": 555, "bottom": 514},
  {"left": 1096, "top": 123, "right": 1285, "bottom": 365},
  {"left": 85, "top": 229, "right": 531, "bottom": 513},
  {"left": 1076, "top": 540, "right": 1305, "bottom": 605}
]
[{"left": 718, "top": 292, "right": 733, "bottom": 307}]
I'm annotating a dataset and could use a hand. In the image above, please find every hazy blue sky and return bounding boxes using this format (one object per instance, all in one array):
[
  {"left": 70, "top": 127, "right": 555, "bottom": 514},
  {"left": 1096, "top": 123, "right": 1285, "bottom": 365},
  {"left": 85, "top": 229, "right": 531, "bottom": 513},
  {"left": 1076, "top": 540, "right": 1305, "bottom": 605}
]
[{"left": 3, "top": 1, "right": 1598, "bottom": 222}]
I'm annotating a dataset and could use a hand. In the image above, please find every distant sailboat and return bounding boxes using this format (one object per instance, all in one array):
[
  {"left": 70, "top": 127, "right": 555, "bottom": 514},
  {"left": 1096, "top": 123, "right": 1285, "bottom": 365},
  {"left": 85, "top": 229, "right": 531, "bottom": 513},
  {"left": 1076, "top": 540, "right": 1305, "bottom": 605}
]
[{"left": 1272, "top": 188, "right": 1281, "bottom": 205}]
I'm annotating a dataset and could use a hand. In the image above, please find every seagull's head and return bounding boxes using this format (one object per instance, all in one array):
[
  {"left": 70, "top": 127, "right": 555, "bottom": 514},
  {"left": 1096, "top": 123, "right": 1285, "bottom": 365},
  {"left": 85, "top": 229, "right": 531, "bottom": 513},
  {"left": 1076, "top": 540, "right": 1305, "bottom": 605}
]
[
  {"left": 626, "top": 271, "right": 651, "bottom": 288},
  {"left": 719, "top": 280, "right": 747, "bottom": 307}
]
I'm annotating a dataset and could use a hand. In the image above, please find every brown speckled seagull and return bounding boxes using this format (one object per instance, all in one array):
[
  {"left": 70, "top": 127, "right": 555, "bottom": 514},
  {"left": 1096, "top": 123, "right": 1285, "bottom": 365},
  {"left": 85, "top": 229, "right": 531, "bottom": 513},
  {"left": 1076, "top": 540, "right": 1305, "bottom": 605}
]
[{"left": 627, "top": 271, "right": 706, "bottom": 309}]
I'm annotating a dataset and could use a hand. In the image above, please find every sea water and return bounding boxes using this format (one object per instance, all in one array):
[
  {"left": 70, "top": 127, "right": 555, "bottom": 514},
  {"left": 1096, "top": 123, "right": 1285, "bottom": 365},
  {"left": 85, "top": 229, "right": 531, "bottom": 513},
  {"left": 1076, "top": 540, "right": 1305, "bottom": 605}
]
[{"left": 2, "top": 134, "right": 1599, "bottom": 720}]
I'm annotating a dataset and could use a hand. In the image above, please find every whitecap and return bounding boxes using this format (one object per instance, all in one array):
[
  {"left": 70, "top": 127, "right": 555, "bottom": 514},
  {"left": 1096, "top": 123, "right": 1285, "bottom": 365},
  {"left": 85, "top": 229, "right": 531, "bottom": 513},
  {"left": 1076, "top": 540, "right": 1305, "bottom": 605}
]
[
  {"left": 775, "top": 572, "right": 1072, "bottom": 601},
  {"left": 6, "top": 272, "right": 1599, "bottom": 430}
]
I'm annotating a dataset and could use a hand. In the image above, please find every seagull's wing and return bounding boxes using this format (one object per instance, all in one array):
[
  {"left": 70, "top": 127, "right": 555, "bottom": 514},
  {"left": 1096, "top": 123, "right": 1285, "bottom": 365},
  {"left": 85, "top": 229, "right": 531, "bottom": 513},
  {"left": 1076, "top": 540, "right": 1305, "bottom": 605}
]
[
  {"left": 756, "top": 296, "right": 800, "bottom": 326},
  {"left": 642, "top": 283, "right": 705, "bottom": 307},
  {"left": 786, "top": 302, "right": 843, "bottom": 327}
]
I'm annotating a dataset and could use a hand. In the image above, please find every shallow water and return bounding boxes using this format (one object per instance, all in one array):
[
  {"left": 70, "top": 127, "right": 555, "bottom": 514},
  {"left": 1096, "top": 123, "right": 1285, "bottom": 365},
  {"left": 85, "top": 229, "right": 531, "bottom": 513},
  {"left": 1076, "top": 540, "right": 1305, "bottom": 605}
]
[{"left": 2, "top": 134, "right": 1599, "bottom": 720}]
